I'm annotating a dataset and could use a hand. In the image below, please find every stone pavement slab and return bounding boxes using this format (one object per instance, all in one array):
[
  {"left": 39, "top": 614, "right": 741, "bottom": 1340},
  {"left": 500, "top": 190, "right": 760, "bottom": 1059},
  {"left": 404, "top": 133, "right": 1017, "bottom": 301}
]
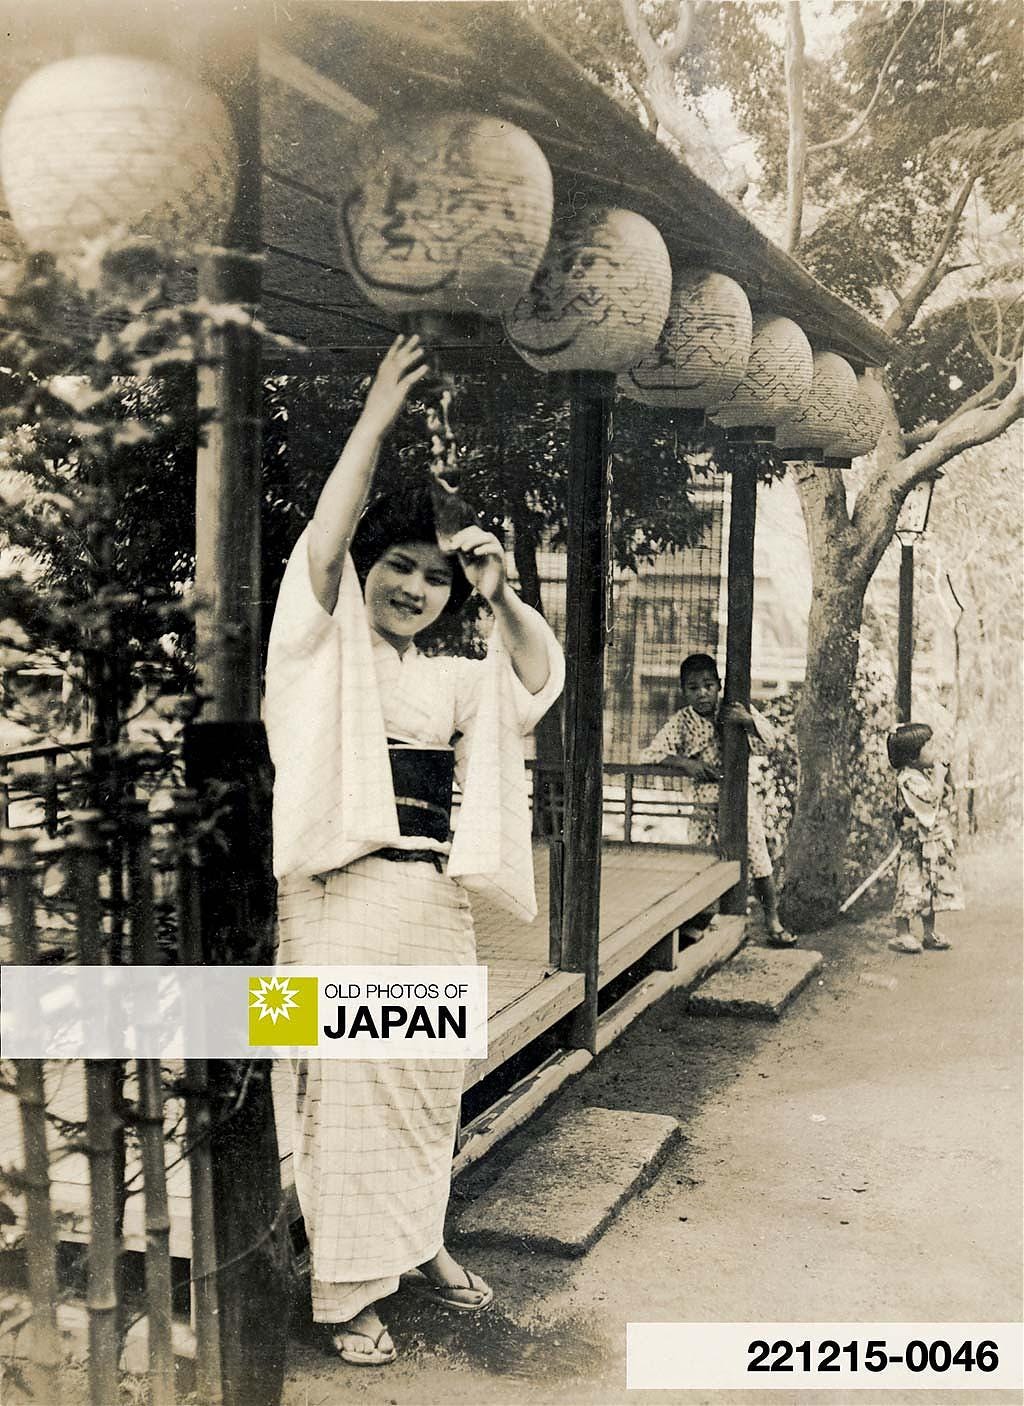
[
  {"left": 457, "top": 1106, "right": 680, "bottom": 1257},
  {"left": 688, "top": 944, "right": 823, "bottom": 1019}
]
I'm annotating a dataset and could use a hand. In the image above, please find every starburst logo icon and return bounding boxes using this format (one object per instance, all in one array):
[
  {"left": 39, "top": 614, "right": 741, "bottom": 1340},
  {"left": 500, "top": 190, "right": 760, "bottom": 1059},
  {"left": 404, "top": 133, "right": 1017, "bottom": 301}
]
[{"left": 248, "top": 975, "right": 318, "bottom": 1047}]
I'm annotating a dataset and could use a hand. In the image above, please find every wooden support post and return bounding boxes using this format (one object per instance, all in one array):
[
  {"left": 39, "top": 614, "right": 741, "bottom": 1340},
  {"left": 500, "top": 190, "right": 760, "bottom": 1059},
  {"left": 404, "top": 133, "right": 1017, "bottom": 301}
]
[
  {"left": 561, "top": 372, "right": 613, "bottom": 1053},
  {"left": 720, "top": 460, "right": 757, "bottom": 916},
  {"left": 897, "top": 541, "right": 914, "bottom": 723},
  {"left": 185, "top": 14, "right": 288, "bottom": 1406}
]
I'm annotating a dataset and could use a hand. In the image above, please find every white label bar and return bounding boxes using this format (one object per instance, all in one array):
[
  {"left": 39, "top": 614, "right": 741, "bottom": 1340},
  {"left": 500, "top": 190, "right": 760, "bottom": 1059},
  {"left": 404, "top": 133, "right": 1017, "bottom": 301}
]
[
  {"left": 0, "top": 965, "right": 488, "bottom": 1059},
  {"left": 626, "top": 1323, "right": 1023, "bottom": 1391}
]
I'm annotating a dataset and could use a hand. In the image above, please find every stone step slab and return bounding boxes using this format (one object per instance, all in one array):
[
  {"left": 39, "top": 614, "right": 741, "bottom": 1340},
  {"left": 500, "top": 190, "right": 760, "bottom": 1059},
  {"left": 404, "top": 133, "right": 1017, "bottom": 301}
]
[
  {"left": 688, "top": 944, "right": 823, "bottom": 1019},
  {"left": 457, "top": 1105, "right": 680, "bottom": 1257}
]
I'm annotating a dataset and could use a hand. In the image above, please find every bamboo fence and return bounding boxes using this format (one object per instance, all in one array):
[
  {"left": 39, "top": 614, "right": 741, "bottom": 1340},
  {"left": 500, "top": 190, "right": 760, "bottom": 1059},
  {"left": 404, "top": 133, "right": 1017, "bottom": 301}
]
[{"left": 0, "top": 786, "right": 228, "bottom": 1405}]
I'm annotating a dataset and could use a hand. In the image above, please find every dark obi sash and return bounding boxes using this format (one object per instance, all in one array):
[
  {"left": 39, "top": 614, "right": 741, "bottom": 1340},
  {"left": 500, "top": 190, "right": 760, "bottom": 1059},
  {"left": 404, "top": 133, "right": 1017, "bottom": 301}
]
[{"left": 387, "top": 741, "right": 454, "bottom": 843}]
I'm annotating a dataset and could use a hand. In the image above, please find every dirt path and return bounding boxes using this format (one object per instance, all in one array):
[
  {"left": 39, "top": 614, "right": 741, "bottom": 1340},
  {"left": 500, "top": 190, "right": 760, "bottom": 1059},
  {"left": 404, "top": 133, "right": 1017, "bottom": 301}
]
[{"left": 284, "top": 838, "right": 1023, "bottom": 1406}]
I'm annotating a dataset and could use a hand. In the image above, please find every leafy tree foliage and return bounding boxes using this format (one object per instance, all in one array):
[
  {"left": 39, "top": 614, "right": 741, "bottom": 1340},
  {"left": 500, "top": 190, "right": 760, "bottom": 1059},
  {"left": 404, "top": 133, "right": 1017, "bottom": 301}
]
[{"left": 525, "top": 0, "right": 1022, "bottom": 924}]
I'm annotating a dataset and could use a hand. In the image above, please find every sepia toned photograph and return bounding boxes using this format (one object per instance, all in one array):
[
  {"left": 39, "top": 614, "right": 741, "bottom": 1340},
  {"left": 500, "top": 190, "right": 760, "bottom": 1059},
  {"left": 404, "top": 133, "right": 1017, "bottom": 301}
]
[{"left": 0, "top": 1, "right": 1020, "bottom": 1403}]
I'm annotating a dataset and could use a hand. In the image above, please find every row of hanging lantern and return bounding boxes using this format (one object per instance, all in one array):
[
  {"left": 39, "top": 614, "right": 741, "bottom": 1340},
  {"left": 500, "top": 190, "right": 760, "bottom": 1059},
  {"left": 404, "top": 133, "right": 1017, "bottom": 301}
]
[
  {"left": 334, "top": 110, "right": 885, "bottom": 465},
  {"left": 0, "top": 50, "right": 884, "bottom": 465}
]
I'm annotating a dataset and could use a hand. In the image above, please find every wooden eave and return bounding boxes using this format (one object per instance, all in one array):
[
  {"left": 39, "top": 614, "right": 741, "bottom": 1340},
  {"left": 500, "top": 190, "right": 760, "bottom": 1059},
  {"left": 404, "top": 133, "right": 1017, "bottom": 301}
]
[
  {"left": 257, "top": 1, "right": 898, "bottom": 371},
  {"left": 0, "top": 0, "right": 898, "bottom": 373}
]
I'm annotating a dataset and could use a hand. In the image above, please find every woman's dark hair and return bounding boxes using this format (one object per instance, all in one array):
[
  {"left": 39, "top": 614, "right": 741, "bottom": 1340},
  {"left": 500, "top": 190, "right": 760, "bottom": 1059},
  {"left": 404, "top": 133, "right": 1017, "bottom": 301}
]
[
  {"left": 887, "top": 722, "right": 932, "bottom": 769},
  {"left": 679, "top": 652, "right": 721, "bottom": 689},
  {"left": 349, "top": 486, "right": 472, "bottom": 616}
]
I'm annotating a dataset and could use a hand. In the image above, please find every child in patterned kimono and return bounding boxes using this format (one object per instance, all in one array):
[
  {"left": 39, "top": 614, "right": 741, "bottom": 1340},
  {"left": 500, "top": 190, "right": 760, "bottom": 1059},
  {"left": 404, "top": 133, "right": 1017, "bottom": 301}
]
[
  {"left": 886, "top": 722, "right": 963, "bottom": 954},
  {"left": 639, "top": 652, "right": 795, "bottom": 947},
  {"left": 265, "top": 336, "right": 563, "bottom": 1365}
]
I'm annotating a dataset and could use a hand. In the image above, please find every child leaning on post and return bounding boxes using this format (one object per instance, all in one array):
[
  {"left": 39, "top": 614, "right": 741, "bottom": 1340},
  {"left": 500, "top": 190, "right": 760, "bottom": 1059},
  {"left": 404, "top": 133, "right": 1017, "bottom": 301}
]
[{"left": 639, "top": 652, "right": 796, "bottom": 947}]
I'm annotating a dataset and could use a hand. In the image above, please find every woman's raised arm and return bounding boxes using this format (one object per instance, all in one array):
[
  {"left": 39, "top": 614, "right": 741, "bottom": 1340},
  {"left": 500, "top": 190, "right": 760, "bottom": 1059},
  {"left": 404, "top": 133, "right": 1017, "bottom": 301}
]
[{"left": 307, "top": 335, "right": 428, "bottom": 613}]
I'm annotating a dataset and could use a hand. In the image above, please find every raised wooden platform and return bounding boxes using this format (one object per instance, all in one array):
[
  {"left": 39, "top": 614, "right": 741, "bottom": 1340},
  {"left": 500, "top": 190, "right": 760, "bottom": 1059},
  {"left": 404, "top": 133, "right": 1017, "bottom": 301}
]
[{"left": 0, "top": 842, "right": 738, "bottom": 1259}]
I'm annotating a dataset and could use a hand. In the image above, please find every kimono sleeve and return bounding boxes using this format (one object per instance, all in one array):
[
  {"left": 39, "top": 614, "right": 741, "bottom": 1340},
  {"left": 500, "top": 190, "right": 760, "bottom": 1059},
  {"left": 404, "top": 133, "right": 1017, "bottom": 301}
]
[
  {"left": 450, "top": 612, "right": 564, "bottom": 739},
  {"left": 266, "top": 527, "right": 342, "bottom": 668},
  {"left": 897, "top": 767, "right": 939, "bottom": 831},
  {"left": 638, "top": 712, "right": 684, "bottom": 764}
]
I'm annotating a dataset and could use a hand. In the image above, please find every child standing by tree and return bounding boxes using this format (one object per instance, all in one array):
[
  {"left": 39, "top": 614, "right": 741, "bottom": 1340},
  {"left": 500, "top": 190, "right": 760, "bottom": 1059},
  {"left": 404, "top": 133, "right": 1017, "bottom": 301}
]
[
  {"left": 886, "top": 722, "right": 963, "bottom": 954},
  {"left": 639, "top": 652, "right": 796, "bottom": 947}
]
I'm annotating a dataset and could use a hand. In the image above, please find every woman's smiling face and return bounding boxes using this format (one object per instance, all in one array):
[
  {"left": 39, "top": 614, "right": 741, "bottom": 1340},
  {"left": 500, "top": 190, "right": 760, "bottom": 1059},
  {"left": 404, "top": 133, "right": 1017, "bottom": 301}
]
[{"left": 365, "top": 541, "right": 453, "bottom": 649}]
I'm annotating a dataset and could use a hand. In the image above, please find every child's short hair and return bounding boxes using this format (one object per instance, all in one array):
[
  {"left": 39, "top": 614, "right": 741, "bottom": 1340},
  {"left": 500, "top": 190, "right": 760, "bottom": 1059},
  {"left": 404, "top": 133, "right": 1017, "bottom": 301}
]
[
  {"left": 679, "top": 653, "right": 720, "bottom": 689},
  {"left": 887, "top": 722, "right": 932, "bottom": 769}
]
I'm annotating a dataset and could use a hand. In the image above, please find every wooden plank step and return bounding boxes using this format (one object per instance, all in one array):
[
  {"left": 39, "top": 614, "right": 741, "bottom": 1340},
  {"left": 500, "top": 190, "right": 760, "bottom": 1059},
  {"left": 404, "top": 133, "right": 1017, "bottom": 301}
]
[
  {"left": 464, "top": 968, "right": 584, "bottom": 1090},
  {"left": 598, "top": 858, "right": 740, "bottom": 987}
]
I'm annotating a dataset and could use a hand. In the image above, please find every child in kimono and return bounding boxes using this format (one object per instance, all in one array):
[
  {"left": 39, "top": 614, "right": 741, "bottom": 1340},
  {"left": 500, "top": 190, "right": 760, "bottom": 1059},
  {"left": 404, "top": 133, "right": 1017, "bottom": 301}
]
[
  {"left": 639, "top": 652, "right": 795, "bottom": 947},
  {"left": 265, "top": 335, "right": 564, "bottom": 1365},
  {"left": 886, "top": 722, "right": 963, "bottom": 954}
]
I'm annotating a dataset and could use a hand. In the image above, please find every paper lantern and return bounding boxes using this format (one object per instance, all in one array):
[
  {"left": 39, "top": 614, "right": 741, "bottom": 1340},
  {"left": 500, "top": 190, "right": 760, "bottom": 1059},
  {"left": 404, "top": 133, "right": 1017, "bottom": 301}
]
[
  {"left": 618, "top": 268, "right": 752, "bottom": 409},
  {"left": 775, "top": 351, "right": 859, "bottom": 456},
  {"left": 822, "top": 373, "right": 888, "bottom": 465},
  {"left": 709, "top": 314, "right": 813, "bottom": 429},
  {"left": 337, "top": 112, "right": 553, "bottom": 317},
  {"left": 0, "top": 56, "right": 238, "bottom": 257},
  {"left": 503, "top": 207, "right": 671, "bottom": 372}
]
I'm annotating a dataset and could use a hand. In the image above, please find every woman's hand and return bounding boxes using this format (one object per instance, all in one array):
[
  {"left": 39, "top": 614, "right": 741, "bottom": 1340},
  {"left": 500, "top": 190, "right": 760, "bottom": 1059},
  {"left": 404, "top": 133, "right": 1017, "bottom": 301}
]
[
  {"left": 449, "top": 525, "right": 507, "bottom": 603},
  {"left": 359, "top": 335, "right": 429, "bottom": 439}
]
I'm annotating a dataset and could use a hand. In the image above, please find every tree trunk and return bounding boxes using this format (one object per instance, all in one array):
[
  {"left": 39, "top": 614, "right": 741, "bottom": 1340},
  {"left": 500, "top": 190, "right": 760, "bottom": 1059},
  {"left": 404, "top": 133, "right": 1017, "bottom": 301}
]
[{"left": 781, "top": 567, "right": 868, "bottom": 930}]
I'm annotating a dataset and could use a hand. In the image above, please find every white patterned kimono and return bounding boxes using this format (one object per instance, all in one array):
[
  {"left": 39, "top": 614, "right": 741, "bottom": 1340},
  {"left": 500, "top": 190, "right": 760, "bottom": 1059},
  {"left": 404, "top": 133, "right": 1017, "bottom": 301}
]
[
  {"left": 265, "top": 529, "right": 563, "bottom": 1321},
  {"left": 639, "top": 704, "right": 775, "bottom": 879}
]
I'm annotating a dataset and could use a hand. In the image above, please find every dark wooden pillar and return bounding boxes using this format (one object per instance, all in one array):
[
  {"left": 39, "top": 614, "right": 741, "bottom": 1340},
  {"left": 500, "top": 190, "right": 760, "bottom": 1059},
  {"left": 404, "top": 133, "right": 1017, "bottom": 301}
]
[
  {"left": 185, "top": 13, "right": 288, "bottom": 1406},
  {"left": 561, "top": 372, "right": 613, "bottom": 1053},
  {"left": 720, "top": 460, "right": 757, "bottom": 915},
  {"left": 897, "top": 541, "right": 914, "bottom": 723}
]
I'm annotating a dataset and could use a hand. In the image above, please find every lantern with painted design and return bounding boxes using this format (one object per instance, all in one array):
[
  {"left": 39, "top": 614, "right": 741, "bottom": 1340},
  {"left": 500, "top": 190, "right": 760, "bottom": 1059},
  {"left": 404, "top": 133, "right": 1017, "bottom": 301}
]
[
  {"left": 618, "top": 268, "right": 752, "bottom": 408},
  {"left": 503, "top": 207, "right": 671, "bottom": 373},
  {"left": 337, "top": 112, "right": 553, "bottom": 318},
  {"left": 709, "top": 314, "right": 813, "bottom": 433},
  {"left": 0, "top": 55, "right": 238, "bottom": 258},
  {"left": 822, "top": 373, "right": 888, "bottom": 467},
  {"left": 775, "top": 351, "right": 859, "bottom": 458}
]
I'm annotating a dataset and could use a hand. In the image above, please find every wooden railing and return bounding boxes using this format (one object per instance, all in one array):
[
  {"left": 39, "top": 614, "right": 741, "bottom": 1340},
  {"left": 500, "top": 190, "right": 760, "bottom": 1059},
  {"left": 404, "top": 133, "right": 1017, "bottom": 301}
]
[
  {"left": 0, "top": 739, "right": 91, "bottom": 836},
  {"left": 528, "top": 760, "right": 716, "bottom": 847}
]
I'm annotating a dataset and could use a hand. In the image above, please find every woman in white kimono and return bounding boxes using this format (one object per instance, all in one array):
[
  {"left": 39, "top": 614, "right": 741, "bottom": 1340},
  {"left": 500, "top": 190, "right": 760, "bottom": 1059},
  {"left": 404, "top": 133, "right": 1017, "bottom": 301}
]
[{"left": 265, "top": 335, "right": 564, "bottom": 1366}]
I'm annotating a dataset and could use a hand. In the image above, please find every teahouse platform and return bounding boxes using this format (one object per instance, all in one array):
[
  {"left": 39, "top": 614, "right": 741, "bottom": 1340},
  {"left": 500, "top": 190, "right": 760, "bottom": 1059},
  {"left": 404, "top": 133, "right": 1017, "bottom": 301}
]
[{"left": 0, "top": 841, "right": 737, "bottom": 1258}]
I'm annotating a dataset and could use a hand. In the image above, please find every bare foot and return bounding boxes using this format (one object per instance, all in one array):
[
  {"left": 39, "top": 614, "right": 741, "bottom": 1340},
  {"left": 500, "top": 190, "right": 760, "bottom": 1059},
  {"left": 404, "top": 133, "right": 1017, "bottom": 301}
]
[
  {"left": 414, "top": 1246, "right": 493, "bottom": 1310},
  {"left": 330, "top": 1306, "right": 395, "bottom": 1365},
  {"left": 418, "top": 1245, "right": 471, "bottom": 1289}
]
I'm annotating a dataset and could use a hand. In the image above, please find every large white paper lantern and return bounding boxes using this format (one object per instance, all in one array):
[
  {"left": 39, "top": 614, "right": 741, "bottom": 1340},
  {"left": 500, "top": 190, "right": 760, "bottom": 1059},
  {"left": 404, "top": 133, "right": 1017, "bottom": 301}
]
[
  {"left": 618, "top": 268, "right": 752, "bottom": 408},
  {"left": 0, "top": 55, "right": 238, "bottom": 257},
  {"left": 775, "top": 351, "right": 859, "bottom": 455},
  {"left": 823, "top": 372, "right": 888, "bottom": 464},
  {"left": 337, "top": 112, "right": 553, "bottom": 317},
  {"left": 709, "top": 314, "right": 813, "bottom": 429},
  {"left": 503, "top": 207, "right": 671, "bottom": 372}
]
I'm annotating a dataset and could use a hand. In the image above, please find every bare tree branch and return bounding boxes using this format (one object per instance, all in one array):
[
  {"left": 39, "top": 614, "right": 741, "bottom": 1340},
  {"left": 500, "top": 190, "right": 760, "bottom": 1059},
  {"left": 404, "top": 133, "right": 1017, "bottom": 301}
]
[
  {"left": 620, "top": 0, "right": 688, "bottom": 72},
  {"left": 965, "top": 299, "right": 1000, "bottom": 369},
  {"left": 617, "top": 0, "right": 734, "bottom": 192},
  {"left": 784, "top": 2, "right": 806, "bottom": 254},
  {"left": 903, "top": 362, "right": 1018, "bottom": 448},
  {"left": 661, "top": 0, "right": 696, "bottom": 65},
  {"left": 624, "top": 70, "right": 660, "bottom": 132},
  {"left": 808, "top": 5, "right": 924, "bottom": 154},
  {"left": 851, "top": 364, "right": 1024, "bottom": 573},
  {"left": 884, "top": 171, "right": 978, "bottom": 337},
  {"left": 895, "top": 368, "right": 1023, "bottom": 486}
]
